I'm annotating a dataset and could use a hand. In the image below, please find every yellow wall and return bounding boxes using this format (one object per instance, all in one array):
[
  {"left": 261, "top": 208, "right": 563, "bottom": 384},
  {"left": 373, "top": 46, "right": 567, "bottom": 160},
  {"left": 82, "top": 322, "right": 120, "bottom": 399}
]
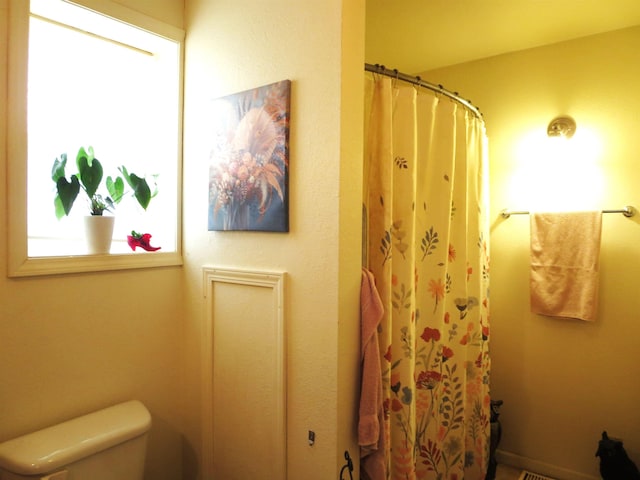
[
  {"left": 1, "top": 0, "right": 364, "bottom": 477},
  {"left": 7, "top": 1, "right": 638, "bottom": 479},
  {"left": 111, "top": 0, "right": 183, "bottom": 25},
  {"left": 181, "top": 0, "right": 364, "bottom": 479},
  {"left": 425, "top": 27, "right": 640, "bottom": 478},
  {"left": 11, "top": 0, "right": 634, "bottom": 478},
  {"left": 0, "top": 1, "right": 185, "bottom": 479}
]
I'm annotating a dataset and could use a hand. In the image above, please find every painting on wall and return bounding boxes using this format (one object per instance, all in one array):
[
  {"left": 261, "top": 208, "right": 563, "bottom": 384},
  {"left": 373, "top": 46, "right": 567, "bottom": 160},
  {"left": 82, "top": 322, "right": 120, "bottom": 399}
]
[{"left": 208, "top": 80, "right": 291, "bottom": 232}]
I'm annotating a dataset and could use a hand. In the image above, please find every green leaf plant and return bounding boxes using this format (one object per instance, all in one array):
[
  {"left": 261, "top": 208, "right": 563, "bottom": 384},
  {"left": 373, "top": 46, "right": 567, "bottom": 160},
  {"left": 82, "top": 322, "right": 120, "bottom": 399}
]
[{"left": 51, "top": 146, "right": 157, "bottom": 219}]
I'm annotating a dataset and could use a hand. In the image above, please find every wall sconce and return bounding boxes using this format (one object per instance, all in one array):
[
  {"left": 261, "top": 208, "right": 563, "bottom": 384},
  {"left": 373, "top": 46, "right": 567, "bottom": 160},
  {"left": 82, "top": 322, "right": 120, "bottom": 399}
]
[{"left": 547, "top": 115, "right": 576, "bottom": 139}]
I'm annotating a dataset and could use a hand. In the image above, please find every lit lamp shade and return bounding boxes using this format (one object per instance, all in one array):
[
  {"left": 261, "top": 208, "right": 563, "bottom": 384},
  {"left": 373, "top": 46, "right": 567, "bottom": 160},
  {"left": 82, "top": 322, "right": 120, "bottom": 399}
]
[{"left": 547, "top": 116, "right": 576, "bottom": 139}]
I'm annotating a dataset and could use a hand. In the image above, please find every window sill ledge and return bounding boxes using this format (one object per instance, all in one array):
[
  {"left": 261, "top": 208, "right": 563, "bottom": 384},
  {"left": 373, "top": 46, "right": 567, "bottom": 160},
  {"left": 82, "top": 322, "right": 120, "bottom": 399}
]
[{"left": 8, "top": 251, "right": 183, "bottom": 277}]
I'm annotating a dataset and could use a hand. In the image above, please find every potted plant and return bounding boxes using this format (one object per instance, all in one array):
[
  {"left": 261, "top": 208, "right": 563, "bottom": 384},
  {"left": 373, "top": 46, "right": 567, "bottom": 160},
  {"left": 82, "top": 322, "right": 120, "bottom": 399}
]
[{"left": 51, "top": 146, "right": 156, "bottom": 253}]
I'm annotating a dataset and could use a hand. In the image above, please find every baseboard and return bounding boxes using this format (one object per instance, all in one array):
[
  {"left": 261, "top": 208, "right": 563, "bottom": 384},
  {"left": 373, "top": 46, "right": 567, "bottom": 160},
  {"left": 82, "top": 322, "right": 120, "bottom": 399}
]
[{"left": 496, "top": 449, "right": 599, "bottom": 480}]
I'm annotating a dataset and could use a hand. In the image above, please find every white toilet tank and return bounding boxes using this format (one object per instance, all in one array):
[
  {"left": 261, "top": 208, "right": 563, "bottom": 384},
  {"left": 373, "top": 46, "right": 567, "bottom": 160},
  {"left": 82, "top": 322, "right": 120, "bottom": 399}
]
[{"left": 0, "top": 400, "right": 151, "bottom": 480}]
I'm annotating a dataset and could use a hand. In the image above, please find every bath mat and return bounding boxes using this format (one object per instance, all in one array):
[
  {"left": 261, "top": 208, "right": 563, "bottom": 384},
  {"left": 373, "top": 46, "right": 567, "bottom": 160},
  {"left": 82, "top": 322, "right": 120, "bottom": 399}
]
[{"left": 518, "top": 471, "right": 557, "bottom": 480}]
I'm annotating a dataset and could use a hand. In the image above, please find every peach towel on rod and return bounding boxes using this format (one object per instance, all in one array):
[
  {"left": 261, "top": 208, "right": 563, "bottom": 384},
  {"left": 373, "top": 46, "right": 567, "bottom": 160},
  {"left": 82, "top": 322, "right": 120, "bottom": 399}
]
[
  {"left": 359, "top": 268, "right": 386, "bottom": 480},
  {"left": 530, "top": 211, "right": 602, "bottom": 321}
]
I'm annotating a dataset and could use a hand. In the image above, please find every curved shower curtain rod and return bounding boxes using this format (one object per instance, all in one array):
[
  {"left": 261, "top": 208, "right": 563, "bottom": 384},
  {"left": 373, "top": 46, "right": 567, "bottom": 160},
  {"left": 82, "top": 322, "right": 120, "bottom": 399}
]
[{"left": 365, "top": 63, "right": 482, "bottom": 120}]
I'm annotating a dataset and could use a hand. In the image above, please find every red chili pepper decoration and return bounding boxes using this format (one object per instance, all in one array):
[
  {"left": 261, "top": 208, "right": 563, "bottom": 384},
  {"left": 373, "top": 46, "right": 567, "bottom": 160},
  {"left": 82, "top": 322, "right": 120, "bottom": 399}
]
[{"left": 127, "top": 231, "right": 161, "bottom": 252}]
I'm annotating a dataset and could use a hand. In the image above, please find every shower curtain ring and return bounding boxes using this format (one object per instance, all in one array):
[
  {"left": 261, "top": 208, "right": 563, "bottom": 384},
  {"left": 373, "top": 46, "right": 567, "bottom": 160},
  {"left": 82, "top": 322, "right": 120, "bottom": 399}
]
[{"left": 392, "top": 69, "right": 399, "bottom": 86}]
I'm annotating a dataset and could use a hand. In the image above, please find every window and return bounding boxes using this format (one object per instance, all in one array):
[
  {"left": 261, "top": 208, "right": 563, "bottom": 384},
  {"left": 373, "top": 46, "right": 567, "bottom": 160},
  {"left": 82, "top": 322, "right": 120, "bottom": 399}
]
[{"left": 7, "top": 0, "right": 183, "bottom": 276}]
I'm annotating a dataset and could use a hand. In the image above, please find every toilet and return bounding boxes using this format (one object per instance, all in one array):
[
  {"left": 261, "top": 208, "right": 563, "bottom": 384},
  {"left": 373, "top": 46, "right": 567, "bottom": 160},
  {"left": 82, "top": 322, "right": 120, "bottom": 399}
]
[{"left": 0, "top": 400, "right": 151, "bottom": 480}]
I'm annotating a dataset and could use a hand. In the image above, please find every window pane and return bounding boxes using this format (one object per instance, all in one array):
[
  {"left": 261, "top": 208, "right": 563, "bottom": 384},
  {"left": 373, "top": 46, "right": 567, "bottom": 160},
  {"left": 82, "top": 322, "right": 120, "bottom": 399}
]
[{"left": 27, "top": 0, "right": 180, "bottom": 257}]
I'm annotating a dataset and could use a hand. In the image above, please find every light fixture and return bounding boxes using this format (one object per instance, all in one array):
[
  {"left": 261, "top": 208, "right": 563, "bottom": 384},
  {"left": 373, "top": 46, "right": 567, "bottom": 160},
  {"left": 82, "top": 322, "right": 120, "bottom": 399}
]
[{"left": 547, "top": 115, "right": 576, "bottom": 139}]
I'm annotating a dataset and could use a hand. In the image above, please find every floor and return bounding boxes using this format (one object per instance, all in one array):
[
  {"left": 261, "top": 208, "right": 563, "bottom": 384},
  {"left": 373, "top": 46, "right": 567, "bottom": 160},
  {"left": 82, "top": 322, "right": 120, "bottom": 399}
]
[{"left": 495, "top": 463, "right": 523, "bottom": 480}]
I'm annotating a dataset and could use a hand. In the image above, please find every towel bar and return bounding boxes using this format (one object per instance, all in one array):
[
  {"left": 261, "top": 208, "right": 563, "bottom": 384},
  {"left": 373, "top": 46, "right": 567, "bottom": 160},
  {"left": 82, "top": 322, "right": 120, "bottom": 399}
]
[{"left": 500, "top": 206, "right": 635, "bottom": 219}]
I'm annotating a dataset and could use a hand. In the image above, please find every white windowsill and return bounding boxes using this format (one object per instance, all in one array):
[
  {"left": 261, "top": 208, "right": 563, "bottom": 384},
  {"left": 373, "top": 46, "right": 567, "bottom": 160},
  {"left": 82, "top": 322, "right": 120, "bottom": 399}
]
[{"left": 9, "top": 251, "right": 183, "bottom": 277}]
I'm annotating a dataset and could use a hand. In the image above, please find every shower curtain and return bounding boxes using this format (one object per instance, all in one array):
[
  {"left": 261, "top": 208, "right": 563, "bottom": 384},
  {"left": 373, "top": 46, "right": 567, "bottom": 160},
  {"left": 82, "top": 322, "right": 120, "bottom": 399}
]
[{"left": 363, "top": 73, "right": 491, "bottom": 480}]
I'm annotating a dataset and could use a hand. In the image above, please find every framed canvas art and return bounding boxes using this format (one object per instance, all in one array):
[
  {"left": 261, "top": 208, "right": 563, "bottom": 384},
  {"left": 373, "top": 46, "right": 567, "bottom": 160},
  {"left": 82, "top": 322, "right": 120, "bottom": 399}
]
[{"left": 208, "top": 80, "right": 291, "bottom": 232}]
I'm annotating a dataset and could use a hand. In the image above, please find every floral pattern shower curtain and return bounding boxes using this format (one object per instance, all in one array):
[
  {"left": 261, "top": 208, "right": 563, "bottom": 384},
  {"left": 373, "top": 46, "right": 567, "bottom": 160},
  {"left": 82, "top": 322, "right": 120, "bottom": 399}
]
[{"left": 363, "top": 74, "right": 491, "bottom": 480}]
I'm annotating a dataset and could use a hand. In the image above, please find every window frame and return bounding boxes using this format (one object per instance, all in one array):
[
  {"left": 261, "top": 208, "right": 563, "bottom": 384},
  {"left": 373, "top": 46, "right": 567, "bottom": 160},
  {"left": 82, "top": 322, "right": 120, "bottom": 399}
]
[{"left": 7, "top": 0, "right": 184, "bottom": 277}]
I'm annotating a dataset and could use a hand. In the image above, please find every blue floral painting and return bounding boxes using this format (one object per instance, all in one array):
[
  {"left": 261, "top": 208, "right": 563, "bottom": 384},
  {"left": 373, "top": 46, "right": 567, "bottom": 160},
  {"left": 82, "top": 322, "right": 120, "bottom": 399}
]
[{"left": 208, "top": 80, "right": 291, "bottom": 232}]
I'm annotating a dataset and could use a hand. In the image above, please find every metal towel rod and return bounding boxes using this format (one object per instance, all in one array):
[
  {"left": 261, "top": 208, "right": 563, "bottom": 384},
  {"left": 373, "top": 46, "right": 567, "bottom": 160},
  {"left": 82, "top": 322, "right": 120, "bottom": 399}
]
[{"left": 500, "top": 206, "right": 636, "bottom": 219}]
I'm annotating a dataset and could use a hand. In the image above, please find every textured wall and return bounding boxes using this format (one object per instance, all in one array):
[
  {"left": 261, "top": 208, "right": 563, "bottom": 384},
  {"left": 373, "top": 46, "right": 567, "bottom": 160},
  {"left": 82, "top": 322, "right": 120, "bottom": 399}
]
[
  {"left": 181, "top": 0, "right": 364, "bottom": 478},
  {"left": 0, "top": 1, "right": 185, "bottom": 479},
  {"left": 112, "top": 0, "right": 183, "bottom": 27},
  {"left": 424, "top": 27, "right": 640, "bottom": 479}
]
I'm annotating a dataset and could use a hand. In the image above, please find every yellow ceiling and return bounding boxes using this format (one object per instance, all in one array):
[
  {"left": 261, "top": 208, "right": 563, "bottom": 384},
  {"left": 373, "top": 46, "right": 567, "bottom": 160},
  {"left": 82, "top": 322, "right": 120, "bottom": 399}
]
[{"left": 365, "top": 0, "right": 640, "bottom": 74}]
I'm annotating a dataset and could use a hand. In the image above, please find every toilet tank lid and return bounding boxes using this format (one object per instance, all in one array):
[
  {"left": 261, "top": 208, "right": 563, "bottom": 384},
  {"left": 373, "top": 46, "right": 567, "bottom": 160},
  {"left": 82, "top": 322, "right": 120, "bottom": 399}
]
[{"left": 0, "top": 400, "right": 151, "bottom": 475}]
